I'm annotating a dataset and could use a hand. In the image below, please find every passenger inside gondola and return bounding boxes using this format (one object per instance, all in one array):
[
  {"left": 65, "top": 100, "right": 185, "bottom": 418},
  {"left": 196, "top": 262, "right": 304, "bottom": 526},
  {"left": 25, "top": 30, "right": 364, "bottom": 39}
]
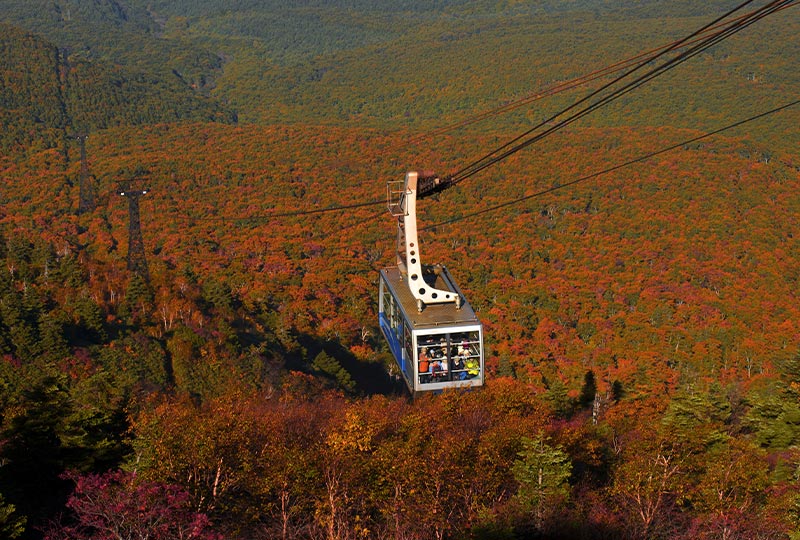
[
  {"left": 466, "top": 356, "right": 479, "bottom": 378},
  {"left": 419, "top": 347, "right": 430, "bottom": 372},
  {"left": 452, "top": 345, "right": 466, "bottom": 379},
  {"left": 416, "top": 332, "right": 482, "bottom": 385},
  {"left": 430, "top": 358, "right": 443, "bottom": 378},
  {"left": 439, "top": 355, "right": 449, "bottom": 380},
  {"left": 419, "top": 347, "right": 431, "bottom": 384}
]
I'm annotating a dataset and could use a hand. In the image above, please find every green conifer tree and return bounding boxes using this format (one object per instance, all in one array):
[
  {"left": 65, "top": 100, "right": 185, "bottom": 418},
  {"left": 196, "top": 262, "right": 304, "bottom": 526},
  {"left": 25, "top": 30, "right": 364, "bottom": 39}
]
[
  {"left": 312, "top": 350, "right": 356, "bottom": 393},
  {"left": 0, "top": 493, "right": 25, "bottom": 539},
  {"left": 512, "top": 434, "right": 572, "bottom": 531}
]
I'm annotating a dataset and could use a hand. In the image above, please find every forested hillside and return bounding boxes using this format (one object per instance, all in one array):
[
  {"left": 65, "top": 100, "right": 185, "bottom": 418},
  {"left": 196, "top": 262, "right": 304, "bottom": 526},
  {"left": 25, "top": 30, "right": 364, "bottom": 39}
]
[
  {"left": 139, "top": 0, "right": 800, "bottom": 154},
  {"left": 2, "top": 1, "right": 797, "bottom": 143},
  {"left": 0, "top": 22, "right": 234, "bottom": 160},
  {"left": 1, "top": 1, "right": 799, "bottom": 539}
]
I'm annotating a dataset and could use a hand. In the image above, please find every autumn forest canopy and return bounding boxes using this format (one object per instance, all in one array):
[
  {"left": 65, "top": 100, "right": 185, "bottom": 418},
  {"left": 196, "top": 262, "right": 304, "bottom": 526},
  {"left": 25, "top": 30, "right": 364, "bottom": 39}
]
[{"left": 1, "top": 0, "right": 800, "bottom": 539}]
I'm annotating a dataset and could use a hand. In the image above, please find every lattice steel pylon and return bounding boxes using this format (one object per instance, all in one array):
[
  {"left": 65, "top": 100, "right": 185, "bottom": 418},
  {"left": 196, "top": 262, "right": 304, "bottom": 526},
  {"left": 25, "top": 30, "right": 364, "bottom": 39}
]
[
  {"left": 118, "top": 182, "right": 150, "bottom": 282},
  {"left": 74, "top": 133, "right": 96, "bottom": 214}
]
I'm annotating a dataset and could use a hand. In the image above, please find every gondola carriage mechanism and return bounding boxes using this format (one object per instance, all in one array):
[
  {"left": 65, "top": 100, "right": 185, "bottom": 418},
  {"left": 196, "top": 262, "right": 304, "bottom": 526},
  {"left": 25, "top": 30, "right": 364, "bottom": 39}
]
[
  {"left": 378, "top": 171, "right": 485, "bottom": 395},
  {"left": 373, "top": 0, "right": 800, "bottom": 396}
]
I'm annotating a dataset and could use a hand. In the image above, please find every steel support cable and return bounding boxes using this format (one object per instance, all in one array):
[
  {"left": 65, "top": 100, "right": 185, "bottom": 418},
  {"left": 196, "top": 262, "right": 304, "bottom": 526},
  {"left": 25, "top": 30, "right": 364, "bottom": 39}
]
[
  {"left": 402, "top": 3, "right": 793, "bottom": 148},
  {"left": 453, "top": 0, "right": 797, "bottom": 183},
  {"left": 167, "top": 1, "right": 792, "bottom": 226},
  {"left": 445, "top": 0, "right": 771, "bottom": 182},
  {"left": 241, "top": 197, "right": 384, "bottom": 220},
  {"left": 447, "top": 0, "right": 792, "bottom": 185},
  {"left": 173, "top": 196, "right": 385, "bottom": 224},
  {"left": 161, "top": 100, "right": 799, "bottom": 265},
  {"left": 313, "top": 208, "right": 387, "bottom": 242},
  {"left": 297, "top": 99, "right": 800, "bottom": 259},
  {"left": 446, "top": 0, "right": 787, "bottom": 185},
  {"left": 420, "top": 99, "right": 800, "bottom": 232},
  {"left": 449, "top": 0, "right": 795, "bottom": 187}
]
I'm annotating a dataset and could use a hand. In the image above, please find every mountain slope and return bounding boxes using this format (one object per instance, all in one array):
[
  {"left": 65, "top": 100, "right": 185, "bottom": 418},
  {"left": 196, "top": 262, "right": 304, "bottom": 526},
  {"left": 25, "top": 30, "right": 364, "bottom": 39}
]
[{"left": 0, "top": 23, "right": 235, "bottom": 160}]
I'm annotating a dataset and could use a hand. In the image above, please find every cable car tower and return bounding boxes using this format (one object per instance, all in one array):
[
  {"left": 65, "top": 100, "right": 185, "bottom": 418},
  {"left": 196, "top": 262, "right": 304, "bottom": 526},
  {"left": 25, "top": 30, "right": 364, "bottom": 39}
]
[{"left": 379, "top": 171, "right": 484, "bottom": 395}]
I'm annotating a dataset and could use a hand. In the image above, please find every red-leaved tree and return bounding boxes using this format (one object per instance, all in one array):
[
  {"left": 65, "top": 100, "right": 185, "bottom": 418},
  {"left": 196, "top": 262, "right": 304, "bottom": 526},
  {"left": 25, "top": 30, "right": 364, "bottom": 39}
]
[{"left": 44, "top": 470, "right": 220, "bottom": 540}]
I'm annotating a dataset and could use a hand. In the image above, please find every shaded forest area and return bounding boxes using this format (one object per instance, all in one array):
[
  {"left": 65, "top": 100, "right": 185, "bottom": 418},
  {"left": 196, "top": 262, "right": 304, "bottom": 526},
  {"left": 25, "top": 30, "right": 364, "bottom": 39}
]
[
  {"left": 1, "top": 1, "right": 800, "bottom": 539},
  {"left": 0, "top": 23, "right": 234, "bottom": 160}
]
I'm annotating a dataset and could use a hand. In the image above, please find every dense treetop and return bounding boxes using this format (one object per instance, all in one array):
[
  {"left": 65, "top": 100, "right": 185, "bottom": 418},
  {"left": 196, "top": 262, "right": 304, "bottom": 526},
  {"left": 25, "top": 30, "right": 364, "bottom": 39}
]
[
  {"left": 0, "top": 1, "right": 796, "bottom": 141},
  {"left": 1, "top": 1, "right": 799, "bottom": 538}
]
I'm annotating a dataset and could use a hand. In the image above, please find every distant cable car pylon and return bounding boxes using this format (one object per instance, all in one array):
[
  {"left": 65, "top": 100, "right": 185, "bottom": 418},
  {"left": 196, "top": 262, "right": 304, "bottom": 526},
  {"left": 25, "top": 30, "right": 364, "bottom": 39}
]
[
  {"left": 118, "top": 178, "right": 150, "bottom": 282},
  {"left": 74, "top": 133, "right": 96, "bottom": 214}
]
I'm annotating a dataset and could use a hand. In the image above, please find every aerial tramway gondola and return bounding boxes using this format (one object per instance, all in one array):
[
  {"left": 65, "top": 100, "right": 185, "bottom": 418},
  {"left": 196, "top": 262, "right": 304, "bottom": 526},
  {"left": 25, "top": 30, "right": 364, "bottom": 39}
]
[
  {"left": 375, "top": 0, "right": 798, "bottom": 394},
  {"left": 378, "top": 171, "right": 484, "bottom": 394}
]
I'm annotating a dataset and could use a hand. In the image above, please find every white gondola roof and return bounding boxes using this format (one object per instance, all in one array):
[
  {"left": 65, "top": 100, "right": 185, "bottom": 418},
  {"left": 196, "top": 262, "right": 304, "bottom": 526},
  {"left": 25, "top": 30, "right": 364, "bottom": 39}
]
[{"left": 380, "top": 266, "right": 481, "bottom": 330}]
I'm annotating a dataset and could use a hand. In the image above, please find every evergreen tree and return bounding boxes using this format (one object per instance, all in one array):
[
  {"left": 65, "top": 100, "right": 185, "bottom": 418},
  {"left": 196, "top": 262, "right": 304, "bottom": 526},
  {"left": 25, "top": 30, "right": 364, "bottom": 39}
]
[
  {"left": 0, "top": 375, "right": 84, "bottom": 529},
  {"left": 544, "top": 377, "right": 573, "bottom": 418},
  {"left": 71, "top": 294, "right": 107, "bottom": 343},
  {"left": 38, "top": 310, "right": 70, "bottom": 360},
  {"left": 124, "top": 274, "right": 153, "bottom": 324},
  {"left": 578, "top": 370, "right": 597, "bottom": 409},
  {"left": 512, "top": 434, "right": 572, "bottom": 531},
  {"left": 201, "top": 278, "right": 234, "bottom": 313},
  {"left": 311, "top": 350, "right": 356, "bottom": 393},
  {"left": 498, "top": 355, "right": 517, "bottom": 378},
  {"left": 0, "top": 493, "right": 25, "bottom": 539},
  {"left": 663, "top": 384, "right": 731, "bottom": 438},
  {"left": 56, "top": 254, "right": 87, "bottom": 289},
  {"left": 743, "top": 352, "right": 800, "bottom": 451},
  {"left": 0, "top": 290, "right": 41, "bottom": 362}
]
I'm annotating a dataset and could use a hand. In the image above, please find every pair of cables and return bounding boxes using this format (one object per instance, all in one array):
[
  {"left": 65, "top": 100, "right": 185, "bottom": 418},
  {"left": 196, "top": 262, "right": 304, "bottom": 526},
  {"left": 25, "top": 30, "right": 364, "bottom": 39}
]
[
  {"left": 264, "top": 0, "right": 798, "bottom": 223},
  {"left": 171, "top": 1, "right": 797, "bottom": 231},
  {"left": 401, "top": 0, "right": 796, "bottom": 150},
  {"left": 445, "top": 0, "right": 798, "bottom": 187}
]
